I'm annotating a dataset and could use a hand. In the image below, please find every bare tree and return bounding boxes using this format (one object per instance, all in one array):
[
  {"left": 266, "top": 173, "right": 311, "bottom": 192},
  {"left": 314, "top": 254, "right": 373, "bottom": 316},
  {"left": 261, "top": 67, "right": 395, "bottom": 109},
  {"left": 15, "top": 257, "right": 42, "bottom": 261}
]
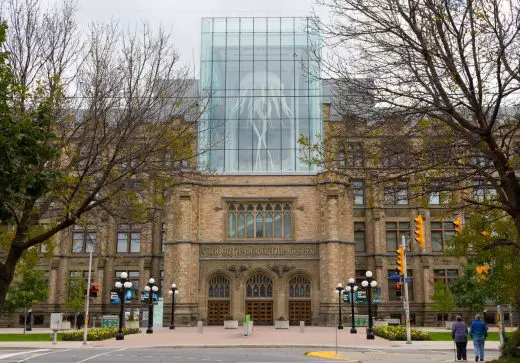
[
  {"left": 0, "top": 0, "right": 203, "bottom": 308},
  {"left": 310, "top": 0, "right": 520, "bottom": 246}
]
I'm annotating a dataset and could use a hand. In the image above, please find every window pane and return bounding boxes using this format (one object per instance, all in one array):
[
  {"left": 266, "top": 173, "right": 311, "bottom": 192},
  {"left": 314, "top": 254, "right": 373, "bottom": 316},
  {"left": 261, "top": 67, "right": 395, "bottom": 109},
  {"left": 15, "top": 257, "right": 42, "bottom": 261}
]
[
  {"left": 386, "top": 231, "right": 397, "bottom": 251},
  {"left": 354, "top": 230, "right": 365, "bottom": 252},
  {"left": 265, "top": 213, "right": 273, "bottom": 238},
  {"left": 386, "top": 222, "right": 397, "bottom": 229},
  {"left": 274, "top": 213, "right": 282, "bottom": 237},
  {"left": 283, "top": 213, "right": 291, "bottom": 238},
  {"left": 72, "top": 232, "right": 84, "bottom": 253},
  {"left": 431, "top": 222, "right": 442, "bottom": 229},
  {"left": 430, "top": 191, "right": 440, "bottom": 205},
  {"left": 117, "top": 232, "right": 127, "bottom": 253},
  {"left": 431, "top": 231, "right": 443, "bottom": 252},
  {"left": 255, "top": 214, "right": 263, "bottom": 238},
  {"left": 130, "top": 233, "right": 140, "bottom": 253},
  {"left": 228, "top": 214, "right": 236, "bottom": 238},
  {"left": 237, "top": 214, "right": 245, "bottom": 238},
  {"left": 246, "top": 214, "right": 254, "bottom": 238}
]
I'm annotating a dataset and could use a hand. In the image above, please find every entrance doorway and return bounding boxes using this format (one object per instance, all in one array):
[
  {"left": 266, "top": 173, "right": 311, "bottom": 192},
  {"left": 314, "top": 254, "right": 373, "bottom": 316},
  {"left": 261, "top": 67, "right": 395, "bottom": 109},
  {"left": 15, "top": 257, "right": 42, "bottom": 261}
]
[
  {"left": 207, "top": 276, "right": 230, "bottom": 325},
  {"left": 288, "top": 275, "right": 312, "bottom": 325},
  {"left": 245, "top": 274, "right": 273, "bottom": 325}
]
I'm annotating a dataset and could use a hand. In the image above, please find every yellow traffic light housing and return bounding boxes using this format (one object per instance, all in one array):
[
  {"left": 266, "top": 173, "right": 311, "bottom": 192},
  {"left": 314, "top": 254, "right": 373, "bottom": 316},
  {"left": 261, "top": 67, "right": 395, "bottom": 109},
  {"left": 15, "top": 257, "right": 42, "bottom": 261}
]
[
  {"left": 453, "top": 216, "right": 463, "bottom": 234},
  {"left": 396, "top": 247, "right": 405, "bottom": 275},
  {"left": 414, "top": 215, "right": 425, "bottom": 247},
  {"left": 476, "top": 265, "right": 490, "bottom": 281}
]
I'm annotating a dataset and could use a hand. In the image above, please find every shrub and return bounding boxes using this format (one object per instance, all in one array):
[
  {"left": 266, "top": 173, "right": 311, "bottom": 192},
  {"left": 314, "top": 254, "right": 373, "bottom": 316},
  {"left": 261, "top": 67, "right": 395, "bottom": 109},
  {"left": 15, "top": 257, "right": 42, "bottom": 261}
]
[
  {"left": 501, "top": 329, "right": 520, "bottom": 358},
  {"left": 61, "top": 327, "right": 140, "bottom": 341},
  {"left": 373, "top": 326, "right": 431, "bottom": 341}
]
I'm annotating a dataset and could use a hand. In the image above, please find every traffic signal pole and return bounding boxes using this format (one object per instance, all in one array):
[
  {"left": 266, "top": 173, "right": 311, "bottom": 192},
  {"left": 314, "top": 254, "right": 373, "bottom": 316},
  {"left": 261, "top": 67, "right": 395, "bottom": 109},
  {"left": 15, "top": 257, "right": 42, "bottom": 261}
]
[{"left": 401, "top": 234, "right": 412, "bottom": 344}]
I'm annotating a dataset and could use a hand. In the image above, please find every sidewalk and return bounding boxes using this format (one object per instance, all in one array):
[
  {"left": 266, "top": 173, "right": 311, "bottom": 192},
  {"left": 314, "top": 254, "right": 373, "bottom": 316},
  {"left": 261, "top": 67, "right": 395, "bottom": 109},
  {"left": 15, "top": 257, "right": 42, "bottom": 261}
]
[{"left": 0, "top": 326, "right": 502, "bottom": 350}]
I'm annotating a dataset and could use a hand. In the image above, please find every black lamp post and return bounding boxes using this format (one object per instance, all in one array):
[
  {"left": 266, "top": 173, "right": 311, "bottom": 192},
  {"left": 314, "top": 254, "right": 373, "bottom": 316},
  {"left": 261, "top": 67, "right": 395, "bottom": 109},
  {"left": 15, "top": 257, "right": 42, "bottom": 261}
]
[
  {"left": 346, "top": 277, "right": 358, "bottom": 334},
  {"left": 145, "top": 277, "right": 158, "bottom": 334},
  {"left": 335, "top": 283, "right": 344, "bottom": 330},
  {"left": 361, "top": 270, "right": 377, "bottom": 340},
  {"left": 168, "top": 283, "right": 178, "bottom": 330},
  {"left": 115, "top": 272, "right": 133, "bottom": 341}
]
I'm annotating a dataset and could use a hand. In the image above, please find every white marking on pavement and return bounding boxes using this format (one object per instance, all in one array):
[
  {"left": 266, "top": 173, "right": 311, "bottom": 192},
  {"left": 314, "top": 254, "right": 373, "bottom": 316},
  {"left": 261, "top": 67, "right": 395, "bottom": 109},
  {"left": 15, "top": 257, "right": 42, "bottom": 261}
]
[
  {"left": 0, "top": 349, "right": 49, "bottom": 360},
  {"left": 74, "top": 348, "right": 127, "bottom": 363},
  {"left": 17, "top": 349, "right": 71, "bottom": 362}
]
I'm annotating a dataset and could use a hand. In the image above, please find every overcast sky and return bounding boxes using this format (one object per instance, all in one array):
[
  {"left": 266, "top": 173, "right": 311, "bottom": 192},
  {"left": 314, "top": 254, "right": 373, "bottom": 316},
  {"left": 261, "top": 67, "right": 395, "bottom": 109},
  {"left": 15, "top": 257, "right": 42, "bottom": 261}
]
[{"left": 75, "top": 0, "right": 327, "bottom": 73}]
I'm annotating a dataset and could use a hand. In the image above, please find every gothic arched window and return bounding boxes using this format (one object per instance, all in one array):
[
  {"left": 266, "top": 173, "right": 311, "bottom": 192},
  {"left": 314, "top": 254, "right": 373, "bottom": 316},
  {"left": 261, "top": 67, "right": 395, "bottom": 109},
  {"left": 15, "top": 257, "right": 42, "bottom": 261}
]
[{"left": 246, "top": 274, "right": 273, "bottom": 298}]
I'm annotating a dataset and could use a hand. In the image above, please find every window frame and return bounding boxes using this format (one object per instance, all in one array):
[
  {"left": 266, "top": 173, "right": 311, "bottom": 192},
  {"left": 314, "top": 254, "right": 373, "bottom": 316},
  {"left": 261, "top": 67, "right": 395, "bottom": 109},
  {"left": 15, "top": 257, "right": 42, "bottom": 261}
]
[
  {"left": 116, "top": 223, "right": 141, "bottom": 253},
  {"left": 430, "top": 221, "right": 455, "bottom": 252},
  {"left": 354, "top": 221, "right": 366, "bottom": 252},
  {"left": 385, "top": 222, "right": 411, "bottom": 252},
  {"left": 352, "top": 180, "right": 365, "bottom": 206},
  {"left": 72, "top": 224, "right": 96, "bottom": 254}
]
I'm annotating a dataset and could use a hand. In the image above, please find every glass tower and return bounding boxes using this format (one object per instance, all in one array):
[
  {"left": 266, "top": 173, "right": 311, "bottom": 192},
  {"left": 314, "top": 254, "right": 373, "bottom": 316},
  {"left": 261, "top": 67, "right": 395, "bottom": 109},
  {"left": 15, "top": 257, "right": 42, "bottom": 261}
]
[{"left": 198, "top": 17, "right": 322, "bottom": 173}]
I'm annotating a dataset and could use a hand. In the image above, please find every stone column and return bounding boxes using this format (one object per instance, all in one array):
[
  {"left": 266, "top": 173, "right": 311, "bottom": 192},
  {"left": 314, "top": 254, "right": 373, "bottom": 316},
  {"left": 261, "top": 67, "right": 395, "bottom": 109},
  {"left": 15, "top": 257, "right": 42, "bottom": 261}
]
[{"left": 164, "top": 191, "right": 200, "bottom": 326}]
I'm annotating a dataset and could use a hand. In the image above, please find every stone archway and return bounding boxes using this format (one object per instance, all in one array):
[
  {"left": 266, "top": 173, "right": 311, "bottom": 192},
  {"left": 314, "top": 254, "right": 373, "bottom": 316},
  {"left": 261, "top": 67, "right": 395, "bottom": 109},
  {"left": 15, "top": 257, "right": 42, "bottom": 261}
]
[
  {"left": 288, "top": 274, "right": 312, "bottom": 325},
  {"left": 207, "top": 275, "right": 230, "bottom": 325},
  {"left": 245, "top": 273, "right": 273, "bottom": 325}
]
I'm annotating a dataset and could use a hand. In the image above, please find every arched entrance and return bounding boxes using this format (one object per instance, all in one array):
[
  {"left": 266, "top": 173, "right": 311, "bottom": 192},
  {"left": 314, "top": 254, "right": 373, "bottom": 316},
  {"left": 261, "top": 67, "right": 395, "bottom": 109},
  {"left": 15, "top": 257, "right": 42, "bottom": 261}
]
[
  {"left": 288, "top": 275, "right": 312, "bottom": 325},
  {"left": 245, "top": 274, "right": 273, "bottom": 325},
  {"left": 207, "top": 275, "right": 230, "bottom": 325}
]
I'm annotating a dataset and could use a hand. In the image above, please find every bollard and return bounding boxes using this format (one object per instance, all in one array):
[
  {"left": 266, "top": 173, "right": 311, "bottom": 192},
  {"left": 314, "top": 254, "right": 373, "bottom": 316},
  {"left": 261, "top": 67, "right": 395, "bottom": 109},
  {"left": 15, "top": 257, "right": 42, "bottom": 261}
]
[
  {"left": 300, "top": 321, "right": 305, "bottom": 333},
  {"left": 197, "top": 320, "right": 204, "bottom": 334}
]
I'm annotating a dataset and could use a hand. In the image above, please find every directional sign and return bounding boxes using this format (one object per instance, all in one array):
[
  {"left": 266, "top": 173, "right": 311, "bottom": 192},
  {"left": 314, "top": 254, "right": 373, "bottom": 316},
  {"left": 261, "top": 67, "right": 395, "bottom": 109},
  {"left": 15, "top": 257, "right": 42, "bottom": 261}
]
[
  {"left": 405, "top": 278, "right": 413, "bottom": 283},
  {"left": 388, "top": 273, "right": 402, "bottom": 280}
]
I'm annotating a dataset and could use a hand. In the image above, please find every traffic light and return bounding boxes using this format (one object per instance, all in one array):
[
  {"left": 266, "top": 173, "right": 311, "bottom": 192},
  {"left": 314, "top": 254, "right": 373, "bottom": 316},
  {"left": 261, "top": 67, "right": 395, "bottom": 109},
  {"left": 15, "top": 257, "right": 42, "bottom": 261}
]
[
  {"left": 475, "top": 265, "right": 490, "bottom": 281},
  {"left": 453, "top": 216, "right": 463, "bottom": 234},
  {"left": 395, "top": 283, "right": 402, "bottom": 297},
  {"left": 414, "top": 215, "right": 425, "bottom": 247},
  {"left": 396, "top": 247, "right": 405, "bottom": 275},
  {"left": 90, "top": 283, "right": 100, "bottom": 298}
]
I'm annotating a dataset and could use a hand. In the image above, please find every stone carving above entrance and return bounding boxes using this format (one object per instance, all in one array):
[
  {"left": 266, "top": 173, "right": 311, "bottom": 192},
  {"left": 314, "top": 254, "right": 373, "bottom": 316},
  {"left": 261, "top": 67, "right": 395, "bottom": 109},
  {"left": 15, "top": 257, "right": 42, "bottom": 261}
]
[
  {"left": 268, "top": 264, "right": 296, "bottom": 278},
  {"left": 200, "top": 244, "right": 318, "bottom": 259},
  {"left": 227, "top": 264, "right": 251, "bottom": 279}
]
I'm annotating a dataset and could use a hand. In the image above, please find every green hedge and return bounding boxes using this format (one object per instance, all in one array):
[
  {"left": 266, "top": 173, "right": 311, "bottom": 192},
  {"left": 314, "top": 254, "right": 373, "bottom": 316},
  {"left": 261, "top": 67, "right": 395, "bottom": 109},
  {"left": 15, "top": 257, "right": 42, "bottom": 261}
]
[
  {"left": 500, "top": 329, "right": 520, "bottom": 358},
  {"left": 62, "top": 327, "right": 140, "bottom": 341},
  {"left": 373, "top": 326, "right": 431, "bottom": 341}
]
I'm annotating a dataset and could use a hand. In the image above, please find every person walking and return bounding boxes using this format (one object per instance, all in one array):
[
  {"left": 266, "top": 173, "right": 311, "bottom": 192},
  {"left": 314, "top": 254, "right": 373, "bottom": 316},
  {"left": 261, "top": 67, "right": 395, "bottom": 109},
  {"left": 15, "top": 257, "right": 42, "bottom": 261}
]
[
  {"left": 452, "top": 315, "right": 468, "bottom": 361},
  {"left": 470, "top": 314, "right": 488, "bottom": 361}
]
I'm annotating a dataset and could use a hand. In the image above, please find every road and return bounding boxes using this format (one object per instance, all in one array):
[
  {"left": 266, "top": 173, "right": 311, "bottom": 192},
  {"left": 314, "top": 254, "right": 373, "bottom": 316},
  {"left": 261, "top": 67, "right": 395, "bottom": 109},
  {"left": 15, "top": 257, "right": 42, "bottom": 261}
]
[{"left": 0, "top": 347, "right": 500, "bottom": 362}]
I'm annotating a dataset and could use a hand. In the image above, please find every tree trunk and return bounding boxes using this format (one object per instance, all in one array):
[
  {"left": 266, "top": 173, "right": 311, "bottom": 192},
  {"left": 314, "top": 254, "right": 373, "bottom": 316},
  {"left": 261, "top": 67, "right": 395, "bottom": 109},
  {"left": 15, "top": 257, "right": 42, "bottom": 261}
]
[
  {"left": 74, "top": 312, "right": 78, "bottom": 330},
  {"left": 0, "top": 244, "right": 24, "bottom": 310},
  {"left": 23, "top": 308, "right": 27, "bottom": 335}
]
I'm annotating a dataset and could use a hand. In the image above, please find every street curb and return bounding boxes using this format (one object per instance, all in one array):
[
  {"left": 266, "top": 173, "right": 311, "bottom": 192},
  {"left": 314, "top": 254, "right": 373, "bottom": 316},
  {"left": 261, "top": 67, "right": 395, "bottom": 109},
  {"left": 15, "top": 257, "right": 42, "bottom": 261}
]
[{"left": 0, "top": 343, "right": 500, "bottom": 351}]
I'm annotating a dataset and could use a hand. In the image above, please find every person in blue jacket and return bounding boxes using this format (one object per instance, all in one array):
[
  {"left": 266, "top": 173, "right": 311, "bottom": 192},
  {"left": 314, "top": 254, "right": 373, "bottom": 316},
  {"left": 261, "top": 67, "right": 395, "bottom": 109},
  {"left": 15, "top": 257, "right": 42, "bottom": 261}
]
[
  {"left": 452, "top": 315, "right": 468, "bottom": 361},
  {"left": 470, "top": 314, "right": 488, "bottom": 361}
]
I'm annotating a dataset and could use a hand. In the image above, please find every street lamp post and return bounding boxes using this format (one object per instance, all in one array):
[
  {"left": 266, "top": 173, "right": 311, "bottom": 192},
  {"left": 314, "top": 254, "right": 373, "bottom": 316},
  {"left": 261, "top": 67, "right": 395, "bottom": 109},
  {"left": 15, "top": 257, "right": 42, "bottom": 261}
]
[
  {"left": 335, "top": 283, "right": 344, "bottom": 330},
  {"left": 346, "top": 277, "right": 358, "bottom": 334},
  {"left": 361, "top": 271, "right": 377, "bottom": 340},
  {"left": 168, "top": 283, "right": 178, "bottom": 330},
  {"left": 144, "top": 278, "right": 158, "bottom": 334},
  {"left": 114, "top": 272, "right": 133, "bottom": 340}
]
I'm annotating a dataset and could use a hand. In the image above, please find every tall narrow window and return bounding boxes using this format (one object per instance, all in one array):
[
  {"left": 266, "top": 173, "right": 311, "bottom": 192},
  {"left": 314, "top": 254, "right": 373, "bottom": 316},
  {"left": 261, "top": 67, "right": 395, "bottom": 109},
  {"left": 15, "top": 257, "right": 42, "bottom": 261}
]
[
  {"left": 354, "top": 222, "right": 366, "bottom": 252},
  {"left": 352, "top": 180, "right": 364, "bottom": 205},
  {"left": 72, "top": 224, "right": 96, "bottom": 253},
  {"left": 228, "top": 202, "right": 292, "bottom": 239},
  {"left": 386, "top": 222, "right": 410, "bottom": 251},
  {"left": 431, "top": 221, "right": 455, "bottom": 252},
  {"left": 346, "top": 142, "right": 364, "bottom": 168}
]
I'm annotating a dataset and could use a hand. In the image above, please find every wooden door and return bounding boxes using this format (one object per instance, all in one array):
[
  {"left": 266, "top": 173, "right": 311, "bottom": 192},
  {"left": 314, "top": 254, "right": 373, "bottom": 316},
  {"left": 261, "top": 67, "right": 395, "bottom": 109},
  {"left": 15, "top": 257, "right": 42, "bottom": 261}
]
[
  {"left": 207, "top": 300, "right": 230, "bottom": 325},
  {"left": 289, "top": 300, "right": 311, "bottom": 326},
  {"left": 246, "top": 300, "right": 273, "bottom": 325}
]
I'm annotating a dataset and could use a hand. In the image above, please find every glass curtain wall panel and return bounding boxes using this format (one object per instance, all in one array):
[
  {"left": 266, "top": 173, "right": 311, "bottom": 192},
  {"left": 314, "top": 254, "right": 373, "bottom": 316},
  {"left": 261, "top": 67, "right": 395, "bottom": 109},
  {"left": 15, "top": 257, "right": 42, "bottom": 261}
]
[{"left": 198, "top": 17, "right": 322, "bottom": 173}]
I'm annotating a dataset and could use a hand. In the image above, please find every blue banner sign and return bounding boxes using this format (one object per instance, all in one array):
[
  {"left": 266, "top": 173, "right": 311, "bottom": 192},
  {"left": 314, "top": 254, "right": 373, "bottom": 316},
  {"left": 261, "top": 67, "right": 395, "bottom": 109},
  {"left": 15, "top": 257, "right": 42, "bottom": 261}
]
[{"left": 343, "top": 288, "right": 381, "bottom": 304}]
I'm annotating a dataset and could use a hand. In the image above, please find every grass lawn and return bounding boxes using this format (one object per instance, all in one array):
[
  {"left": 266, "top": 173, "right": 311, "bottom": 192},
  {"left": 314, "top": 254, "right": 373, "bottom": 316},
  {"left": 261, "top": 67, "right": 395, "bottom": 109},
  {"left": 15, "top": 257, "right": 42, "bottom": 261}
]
[
  {"left": 428, "top": 331, "right": 507, "bottom": 341},
  {"left": 0, "top": 333, "right": 63, "bottom": 341}
]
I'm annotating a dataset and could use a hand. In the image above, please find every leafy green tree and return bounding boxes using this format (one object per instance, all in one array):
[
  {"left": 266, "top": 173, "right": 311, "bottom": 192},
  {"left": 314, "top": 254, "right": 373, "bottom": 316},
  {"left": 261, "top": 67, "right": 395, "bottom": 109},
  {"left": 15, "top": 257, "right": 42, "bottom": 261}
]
[
  {"left": 4, "top": 268, "right": 47, "bottom": 333},
  {"left": 0, "top": 0, "right": 201, "bottom": 310},
  {"left": 64, "top": 279, "right": 85, "bottom": 329},
  {"left": 431, "top": 280, "right": 455, "bottom": 326},
  {"left": 450, "top": 262, "right": 489, "bottom": 315}
]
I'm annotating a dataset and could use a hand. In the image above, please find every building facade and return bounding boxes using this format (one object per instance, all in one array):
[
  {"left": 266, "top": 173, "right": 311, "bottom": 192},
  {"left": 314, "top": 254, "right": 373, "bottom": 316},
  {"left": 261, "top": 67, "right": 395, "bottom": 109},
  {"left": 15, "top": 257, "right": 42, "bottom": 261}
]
[{"left": 3, "top": 17, "right": 511, "bottom": 328}]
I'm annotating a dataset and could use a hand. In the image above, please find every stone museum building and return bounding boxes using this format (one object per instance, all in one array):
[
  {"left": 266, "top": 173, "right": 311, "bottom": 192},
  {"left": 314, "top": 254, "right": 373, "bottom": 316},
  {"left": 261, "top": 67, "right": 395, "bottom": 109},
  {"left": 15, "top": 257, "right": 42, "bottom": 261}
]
[{"left": 3, "top": 17, "right": 505, "bottom": 328}]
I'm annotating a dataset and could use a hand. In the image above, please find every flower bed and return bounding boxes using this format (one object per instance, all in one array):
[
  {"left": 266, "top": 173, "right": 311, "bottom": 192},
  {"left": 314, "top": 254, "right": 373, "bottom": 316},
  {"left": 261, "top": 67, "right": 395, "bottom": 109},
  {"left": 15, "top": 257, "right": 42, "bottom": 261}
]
[
  {"left": 373, "top": 326, "right": 431, "bottom": 341},
  {"left": 61, "top": 327, "right": 140, "bottom": 341}
]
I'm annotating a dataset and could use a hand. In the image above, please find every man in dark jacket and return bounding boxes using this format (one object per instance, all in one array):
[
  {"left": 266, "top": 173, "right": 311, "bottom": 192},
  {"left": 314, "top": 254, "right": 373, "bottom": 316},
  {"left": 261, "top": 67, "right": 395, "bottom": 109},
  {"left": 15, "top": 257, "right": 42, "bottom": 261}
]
[
  {"left": 452, "top": 315, "right": 468, "bottom": 361},
  {"left": 470, "top": 314, "right": 488, "bottom": 361}
]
